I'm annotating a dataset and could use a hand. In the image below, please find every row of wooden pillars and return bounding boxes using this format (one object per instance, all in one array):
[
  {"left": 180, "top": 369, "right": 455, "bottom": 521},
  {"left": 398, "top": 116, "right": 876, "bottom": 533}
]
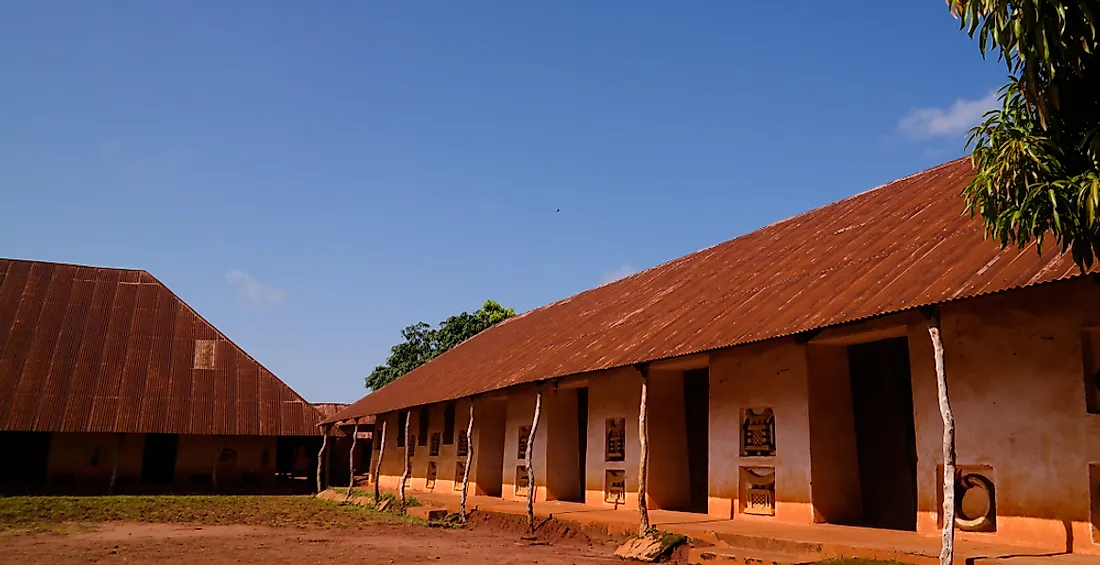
[{"left": 314, "top": 306, "right": 955, "bottom": 550}]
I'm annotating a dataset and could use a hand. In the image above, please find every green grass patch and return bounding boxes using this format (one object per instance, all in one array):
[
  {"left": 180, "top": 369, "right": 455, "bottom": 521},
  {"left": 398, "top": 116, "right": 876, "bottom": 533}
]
[
  {"left": 0, "top": 495, "right": 421, "bottom": 534},
  {"left": 337, "top": 487, "right": 421, "bottom": 507}
]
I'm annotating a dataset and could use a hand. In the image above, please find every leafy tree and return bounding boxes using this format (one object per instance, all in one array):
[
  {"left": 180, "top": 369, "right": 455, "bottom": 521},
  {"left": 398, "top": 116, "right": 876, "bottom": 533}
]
[
  {"left": 365, "top": 300, "right": 516, "bottom": 391},
  {"left": 952, "top": 0, "right": 1100, "bottom": 268}
]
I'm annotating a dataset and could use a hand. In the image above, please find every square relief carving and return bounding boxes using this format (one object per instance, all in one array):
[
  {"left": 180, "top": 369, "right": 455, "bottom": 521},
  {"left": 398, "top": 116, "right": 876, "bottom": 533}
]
[
  {"left": 517, "top": 426, "right": 531, "bottom": 459},
  {"left": 425, "top": 461, "right": 437, "bottom": 490},
  {"left": 457, "top": 432, "right": 469, "bottom": 457},
  {"left": 429, "top": 432, "right": 441, "bottom": 457},
  {"left": 740, "top": 466, "right": 775, "bottom": 516},
  {"left": 454, "top": 462, "right": 466, "bottom": 490},
  {"left": 515, "top": 466, "right": 529, "bottom": 496},
  {"left": 605, "top": 418, "right": 626, "bottom": 462},
  {"left": 604, "top": 469, "right": 626, "bottom": 505},
  {"left": 741, "top": 408, "right": 776, "bottom": 457}
]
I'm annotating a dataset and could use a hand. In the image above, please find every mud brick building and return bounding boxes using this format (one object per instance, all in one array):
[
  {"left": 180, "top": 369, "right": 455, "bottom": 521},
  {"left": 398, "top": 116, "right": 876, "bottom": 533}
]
[{"left": 327, "top": 158, "right": 1100, "bottom": 555}]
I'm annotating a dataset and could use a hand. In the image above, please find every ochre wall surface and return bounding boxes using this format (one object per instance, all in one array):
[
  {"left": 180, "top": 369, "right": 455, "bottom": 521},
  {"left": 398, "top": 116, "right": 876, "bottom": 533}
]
[
  {"left": 708, "top": 340, "right": 814, "bottom": 522},
  {"left": 646, "top": 368, "right": 691, "bottom": 510},
  {"left": 46, "top": 433, "right": 276, "bottom": 486},
  {"left": 907, "top": 279, "right": 1100, "bottom": 554},
  {"left": 805, "top": 344, "right": 863, "bottom": 525},
  {"left": 46, "top": 432, "right": 144, "bottom": 481},
  {"left": 584, "top": 368, "right": 643, "bottom": 509},
  {"left": 372, "top": 399, "right": 476, "bottom": 495}
]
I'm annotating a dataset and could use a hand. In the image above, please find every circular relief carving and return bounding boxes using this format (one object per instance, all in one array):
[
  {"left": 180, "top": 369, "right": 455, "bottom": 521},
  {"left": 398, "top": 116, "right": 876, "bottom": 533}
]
[{"left": 955, "top": 472, "right": 996, "bottom": 532}]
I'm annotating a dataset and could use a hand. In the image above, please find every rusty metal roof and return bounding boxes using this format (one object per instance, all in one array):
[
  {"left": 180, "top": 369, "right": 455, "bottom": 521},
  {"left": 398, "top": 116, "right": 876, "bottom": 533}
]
[
  {"left": 327, "top": 158, "right": 1084, "bottom": 423},
  {"left": 0, "top": 259, "right": 326, "bottom": 436}
]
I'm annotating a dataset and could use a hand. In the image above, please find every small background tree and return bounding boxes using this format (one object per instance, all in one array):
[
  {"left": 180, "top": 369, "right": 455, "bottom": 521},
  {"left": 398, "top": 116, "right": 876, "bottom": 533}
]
[{"left": 365, "top": 300, "right": 516, "bottom": 391}]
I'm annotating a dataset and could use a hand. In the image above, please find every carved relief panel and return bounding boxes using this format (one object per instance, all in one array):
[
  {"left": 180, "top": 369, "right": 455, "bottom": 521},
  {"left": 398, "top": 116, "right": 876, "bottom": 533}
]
[
  {"left": 741, "top": 408, "right": 776, "bottom": 457},
  {"left": 515, "top": 466, "right": 529, "bottom": 496},
  {"left": 425, "top": 461, "right": 437, "bottom": 490},
  {"left": 605, "top": 418, "right": 626, "bottom": 462},
  {"left": 739, "top": 467, "right": 775, "bottom": 516},
  {"left": 517, "top": 426, "right": 531, "bottom": 459},
  {"left": 429, "top": 432, "right": 441, "bottom": 457},
  {"left": 941, "top": 465, "right": 997, "bottom": 532},
  {"left": 457, "top": 432, "right": 469, "bottom": 457},
  {"left": 604, "top": 469, "right": 626, "bottom": 505},
  {"left": 454, "top": 462, "right": 466, "bottom": 490}
]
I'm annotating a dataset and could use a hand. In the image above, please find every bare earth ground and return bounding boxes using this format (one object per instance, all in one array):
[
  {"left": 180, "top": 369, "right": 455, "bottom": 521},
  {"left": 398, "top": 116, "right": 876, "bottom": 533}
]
[
  {"left": 1, "top": 521, "right": 622, "bottom": 565},
  {"left": 0, "top": 497, "right": 622, "bottom": 565}
]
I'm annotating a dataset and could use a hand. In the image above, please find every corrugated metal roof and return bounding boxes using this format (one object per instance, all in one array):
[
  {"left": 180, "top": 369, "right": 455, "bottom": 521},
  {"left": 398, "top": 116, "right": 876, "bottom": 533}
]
[
  {"left": 0, "top": 259, "right": 326, "bottom": 436},
  {"left": 327, "top": 158, "right": 1086, "bottom": 423}
]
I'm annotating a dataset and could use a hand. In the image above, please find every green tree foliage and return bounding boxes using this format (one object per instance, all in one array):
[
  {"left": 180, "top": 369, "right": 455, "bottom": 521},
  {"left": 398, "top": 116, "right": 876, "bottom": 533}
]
[
  {"left": 952, "top": 0, "right": 1100, "bottom": 268},
  {"left": 364, "top": 300, "right": 516, "bottom": 391}
]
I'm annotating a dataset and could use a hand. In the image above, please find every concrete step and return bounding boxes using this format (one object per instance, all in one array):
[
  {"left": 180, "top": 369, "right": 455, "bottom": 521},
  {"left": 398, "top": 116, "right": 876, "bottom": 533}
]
[
  {"left": 704, "top": 531, "right": 939, "bottom": 565},
  {"left": 688, "top": 545, "right": 818, "bottom": 565}
]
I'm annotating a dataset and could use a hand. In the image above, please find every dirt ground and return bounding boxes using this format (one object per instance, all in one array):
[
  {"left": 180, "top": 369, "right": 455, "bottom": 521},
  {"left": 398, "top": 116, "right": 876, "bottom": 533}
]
[{"left": 0, "top": 513, "right": 625, "bottom": 565}]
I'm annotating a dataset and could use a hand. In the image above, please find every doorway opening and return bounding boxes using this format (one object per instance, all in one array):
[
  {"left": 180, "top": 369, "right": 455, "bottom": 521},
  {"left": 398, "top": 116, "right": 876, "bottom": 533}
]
[
  {"left": 141, "top": 433, "right": 179, "bottom": 485},
  {"left": 577, "top": 387, "right": 589, "bottom": 501},
  {"left": 683, "top": 368, "right": 710, "bottom": 513},
  {"left": 847, "top": 337, "right": 918, "bottom": 531},
  {"left": 0, "top": 432, "right": 50, "bottom": 493}
]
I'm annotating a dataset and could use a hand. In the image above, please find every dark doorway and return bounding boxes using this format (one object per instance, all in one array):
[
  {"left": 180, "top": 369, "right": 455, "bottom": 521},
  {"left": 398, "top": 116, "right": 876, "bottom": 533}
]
[
  {"left": 848, "top": 337, "right": 918, "bottom": 531},
  {"left": 141, "top": 434, "right": 179, "bottom": 485},
  {"left": 683, "top": 369, "right": 710, "bottom": 513},
  {"left": 0, "top": 432, "right": 50, "bottom": 492},
  {"left": 577, "top": 387, "right": 589, "bottom": 499}
]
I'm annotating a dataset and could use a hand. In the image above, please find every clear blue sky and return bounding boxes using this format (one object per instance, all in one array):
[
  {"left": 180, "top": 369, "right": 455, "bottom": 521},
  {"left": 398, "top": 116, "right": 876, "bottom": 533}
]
[{"left": 1, "top": 2, "right": 1004, "bottom": 403}]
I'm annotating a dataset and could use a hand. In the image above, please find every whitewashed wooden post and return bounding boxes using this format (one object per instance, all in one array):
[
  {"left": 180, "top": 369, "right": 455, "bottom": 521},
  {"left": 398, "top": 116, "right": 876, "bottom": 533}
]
[
  {"left": 373, "top": 416, "right": 387, "bottom": 503},
  {"left": 636, "top": 364, "right": 650, "bottom": 535},
  {"left": 108, "top": 433, "right": 123, "bottom": 495},
  {"left": 525, "top": 388, "right": 543, "bottom": 533},
  {"left": 316, "top": 424, "right": 330, "bottom": 494},
  {"left": 399, "top": 412, "right": 412, "bottom": 509},
  {"left": 346, "top": 418, "right": 360, "bottom": 501},
  {"left": 924, "top": 307, "right": 955, "bottom": 565},
  {"left": 459, "top": 399, "right": 475, "bottom": 521}
]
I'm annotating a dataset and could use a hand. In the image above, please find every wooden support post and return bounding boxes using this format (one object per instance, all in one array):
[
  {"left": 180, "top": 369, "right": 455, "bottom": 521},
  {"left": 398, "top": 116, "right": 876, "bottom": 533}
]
[
  {"left": 346, "top": 418, "right": 360, "bottom": 501},
  {"left": 399, "top": 412, "right": 411, "bottom": 509},
  {"left": 636, "top": 364, "right": 650, "bottom": 535},
  {"left": 108, "top": 433, "right": 123, "bottom": 495},
  {"left": 316, "top": 425, "right": 330, "bottom": 494},
  {"left": 525, "top": 388, "right": 543, "bottom": 533},
  {"left": 459, "top": 399, "right": 475, "bottom": 521},
  {"left": 374, "top": 417, "right": 387, "bottom": 503},
  {"left": 925, "top": 307, "right": 955, "bottom": 565}
]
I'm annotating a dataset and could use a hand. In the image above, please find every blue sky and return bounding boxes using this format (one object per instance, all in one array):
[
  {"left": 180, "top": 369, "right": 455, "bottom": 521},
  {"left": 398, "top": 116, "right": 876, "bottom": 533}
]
[{"left": 1, "top": 2, "right": 1005, "bottom": 403}]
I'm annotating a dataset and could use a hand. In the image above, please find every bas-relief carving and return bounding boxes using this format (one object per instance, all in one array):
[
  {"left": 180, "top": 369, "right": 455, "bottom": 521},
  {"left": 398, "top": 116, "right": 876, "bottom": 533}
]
[
  {"left": 740, "top": 466, "right": 775, "bottom": 516},
  {"left": 955, "top": 465, "right": 996, "bottom": 532},
  {"left": 741, "top": 408, "right": 776, "bottom": 457},
  {"left": 425, "top": 461, "right": 437, "bottom": 490},
  {"left": 517, "top": 426, "right": 530, "bottom": 459},
  {"left": 515, "top": 466, "right": 529, "bottom": 496},
  {"left": 453, "top": 462, "right": 466, "bottom": 490},
  {"left": 457, "top": 432, "right": 469, "bottom": 457},
  {"left": 429, "top": 432, "right": 441, "bottom": 457},
  {"left": 605, "top": 418, "right": 626, "bottom": 462},
  {"left": 604, "top": 469, "right": 626, "bottom": 505}
]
